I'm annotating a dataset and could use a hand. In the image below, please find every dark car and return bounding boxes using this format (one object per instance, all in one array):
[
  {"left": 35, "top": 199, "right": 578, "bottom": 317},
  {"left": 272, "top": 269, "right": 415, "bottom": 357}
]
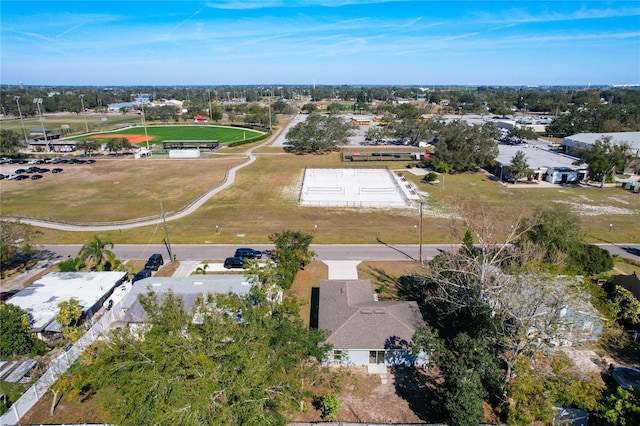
[
  {"left": 234, "top": 248, "right": 263, "bottom": 259},
  {"left": 31, "top": 174, "right": 43, "bottom": 180},
  {"left": 223, "top": 257, "right": 246, "bottom": 269},
  {"left": 14, "top": 175, "right": 28, "bottom": 180},
  {"left": 14, "top": 168, "right": 26, "bottom": 174},
  {"left": 144, "top": 253, "right": 164, "bottom": 271},
  {"left": 132, "top": 269, "right": 153, "bottom": 284},
  {"left": 52, "top": 168, "right": 63, "bottom": 173}
]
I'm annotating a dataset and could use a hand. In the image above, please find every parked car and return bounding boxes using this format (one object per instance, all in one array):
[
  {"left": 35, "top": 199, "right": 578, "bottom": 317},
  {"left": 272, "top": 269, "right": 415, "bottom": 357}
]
[
  {"left": 31, "top": 174, "right": 43, "bottom": 180},
  {"left": 132, "top": 269, "right": 153, "bottom": 284},
  {"left": 14, "top": 175, "right": 28, "bottom": 181},
  {"left": 234, "top": 248, "right": 263, "bottom": 259},
  {"left": 14, "top": 168, "right": 26, "bottom": 174},
  {"left": 52, "top": 168, "right": 63, "bottom": 173},
  {"left": 144, "top": 253, "right": 164, "bottom": 271},
  {"left": 223, "top": 257, "right": 246, "bottom": 269}
]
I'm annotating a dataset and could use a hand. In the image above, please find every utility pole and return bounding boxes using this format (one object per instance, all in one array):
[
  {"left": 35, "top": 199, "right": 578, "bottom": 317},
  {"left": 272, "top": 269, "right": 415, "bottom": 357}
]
[
  {"left": 419, "top": 201, "right": 424, "bottom": 264},
  {"left": 160, "top": 201, "right": 173, "bottom": 261}
]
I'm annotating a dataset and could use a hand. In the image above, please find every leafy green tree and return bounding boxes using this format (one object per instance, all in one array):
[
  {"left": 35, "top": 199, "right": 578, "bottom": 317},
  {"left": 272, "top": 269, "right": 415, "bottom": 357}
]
[
  {"left": 0, "top": 129, "right": 23, "bottom": 155},
  {"left": 0, "top": 221, "right": 41, "bottom": 277},
  {"left": 77, "top": 236, "right": 116, "bottom": 271},
  {"left": 57, "top": 257, "right": 84, "bottom": 272},
  {"left": 75, "top": 139, "right": 99, "bottom": 156},
  {"left": 301, "top": 103, "right": 317, "bottom": 114},
  {"left": 269, "top": 230, "right": 315, "bottom": 290},
  {"left": 67, "top": 289, "right": 329, "bottom": 424},
  {"left": 412, "top": 327, "right": 500, "bottom": 426},
  {"left": 209, "top": 107, "right": 223, "bottom": 122},
  {"left": 285, "top": 114, "right": 355, "bottom": 154},
  {"left": 518, "top": 205, "right": 612, "bottom": 275},
  {"left": 506, "top": 150, "right": 531, "bottom": 182},
  {"left": 56, "top": 298, "right": 83, "bottom": 328},
  {"left": 609, "top": 285, "right": 640, "bottom": 327},
  {"left": 572, "top": 136, "right": 632, "bottom": 187},
  {"left": 430, "top": 120, "right": 499, "bottom": 172},
  {"left": 0, "top": 302, "right": 46, "bottom": 357},
  {"left": 326, "top": 102, "right": 343, "bottom": 115}
]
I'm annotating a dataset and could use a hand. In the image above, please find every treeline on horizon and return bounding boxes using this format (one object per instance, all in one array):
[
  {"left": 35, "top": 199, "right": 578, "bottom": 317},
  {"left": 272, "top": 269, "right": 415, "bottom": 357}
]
[{"left": 2, "top": 85, "right": 639, "bottom": 136}]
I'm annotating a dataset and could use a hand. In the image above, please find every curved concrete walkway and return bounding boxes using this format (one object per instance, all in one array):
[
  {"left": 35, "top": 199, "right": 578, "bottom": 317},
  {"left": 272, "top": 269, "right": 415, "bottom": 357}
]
[{"left": 5, "top": 124, "right": 287, "bottom": 232}]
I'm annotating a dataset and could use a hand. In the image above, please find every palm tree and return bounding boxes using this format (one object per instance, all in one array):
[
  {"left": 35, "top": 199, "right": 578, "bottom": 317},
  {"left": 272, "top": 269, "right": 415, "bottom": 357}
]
[{"left": 78, "top": 236, "right": 116, "bottom": 271}]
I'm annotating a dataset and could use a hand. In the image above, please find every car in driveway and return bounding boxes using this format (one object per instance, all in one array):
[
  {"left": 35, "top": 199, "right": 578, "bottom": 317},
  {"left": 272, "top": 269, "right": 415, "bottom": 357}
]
[
  {"left": 132, "top": 269, "right": 153, "bottom": 284},
  {"left": 234, "top": 248, "right": 263, "bottom": 259},
  {"left": 223, "top": 257, "right": 246, "bottom": 269}
]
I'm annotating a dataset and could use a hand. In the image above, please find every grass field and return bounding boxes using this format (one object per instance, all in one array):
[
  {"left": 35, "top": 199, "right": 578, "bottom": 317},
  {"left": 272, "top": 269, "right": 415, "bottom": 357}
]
[
  {"left": 69, "top": 125, "right": 263, "bottom": 145},
  {"left": 3, "top": 148, "right": 638, "bottom": 245}
]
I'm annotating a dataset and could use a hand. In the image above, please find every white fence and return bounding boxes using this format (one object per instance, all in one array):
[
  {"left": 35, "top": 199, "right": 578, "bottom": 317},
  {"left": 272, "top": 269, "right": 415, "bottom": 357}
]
[{"left": 0, "top": 302, "right": 124, "bottom": 425}]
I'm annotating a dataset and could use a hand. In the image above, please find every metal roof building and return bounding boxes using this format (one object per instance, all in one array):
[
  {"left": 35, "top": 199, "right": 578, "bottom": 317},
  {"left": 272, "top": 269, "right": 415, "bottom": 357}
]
[
  {"left": 562, "top": 132, "right": 640, "bottom": 156},
  {"left": 8, "top": 271, "right": 127, "bottom": 336}
]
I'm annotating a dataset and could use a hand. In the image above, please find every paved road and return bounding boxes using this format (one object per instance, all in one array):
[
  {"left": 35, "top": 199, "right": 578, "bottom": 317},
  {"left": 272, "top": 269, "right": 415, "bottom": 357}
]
[{"left": 40, "top": 243, "right": 640, "bottom": 263}]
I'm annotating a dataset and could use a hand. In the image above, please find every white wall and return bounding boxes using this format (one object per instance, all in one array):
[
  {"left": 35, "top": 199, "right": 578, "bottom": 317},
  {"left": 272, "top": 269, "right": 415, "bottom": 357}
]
[{"left": 169, "top": 149, "right": 200, "bottom": 159}]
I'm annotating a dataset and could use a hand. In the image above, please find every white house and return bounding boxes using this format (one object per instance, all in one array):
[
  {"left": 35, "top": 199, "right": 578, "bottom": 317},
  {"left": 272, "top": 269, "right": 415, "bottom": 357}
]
[
  {"left": 544, "top": 166, "right": 587, "bottom": 184},
  {"left": 318, "top": 279, "right": 428, "bottom": 368},
  {"left": 8, "top": 271, "right": 127, "bottom": 339}
]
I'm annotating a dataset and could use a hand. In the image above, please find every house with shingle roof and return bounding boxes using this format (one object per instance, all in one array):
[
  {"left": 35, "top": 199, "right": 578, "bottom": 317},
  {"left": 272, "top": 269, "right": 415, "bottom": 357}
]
[{"left": 318, "top": 279, "right": 428, "bottom": 367}]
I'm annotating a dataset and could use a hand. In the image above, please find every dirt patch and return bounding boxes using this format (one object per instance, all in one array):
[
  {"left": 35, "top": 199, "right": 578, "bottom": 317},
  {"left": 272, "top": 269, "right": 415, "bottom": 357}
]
[
  {"left": 90, "top": 134, "right": 153, "bottom": 144},
  {"left": 288, "top": 367, "right": 427, "bottom": 423}
]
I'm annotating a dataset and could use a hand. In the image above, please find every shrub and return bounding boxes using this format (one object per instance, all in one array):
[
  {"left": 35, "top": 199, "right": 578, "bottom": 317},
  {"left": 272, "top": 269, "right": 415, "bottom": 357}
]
[{"left": 320, "top": 394, "right": 340, "bottom": 420}]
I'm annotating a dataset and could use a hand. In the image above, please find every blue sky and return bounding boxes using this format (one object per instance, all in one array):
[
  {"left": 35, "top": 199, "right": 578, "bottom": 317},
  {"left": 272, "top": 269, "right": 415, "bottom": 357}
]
[{"left": 2, "top": 1, "right": 639, "bottom": 86}]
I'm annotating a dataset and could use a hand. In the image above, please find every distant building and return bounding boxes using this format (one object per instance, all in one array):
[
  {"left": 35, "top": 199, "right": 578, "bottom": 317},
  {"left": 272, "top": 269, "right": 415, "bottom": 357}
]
[{"left": 562, "top": 132, "right": 640, "bottom": 157}]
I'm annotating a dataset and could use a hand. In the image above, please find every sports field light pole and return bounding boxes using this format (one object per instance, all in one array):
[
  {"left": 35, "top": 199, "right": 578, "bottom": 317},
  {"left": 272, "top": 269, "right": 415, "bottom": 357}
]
[
  {"left": 79, "top": 95, "right": 89, "bottom": 133},
  {"left": 141, "top": 101, "right": 150, "bottom": 150},
  {"left": 14, "top": 96, "right": 29, "bottom": 145},
  {"left": 33, "top": 98, "right": 49, "bottom": 152}
]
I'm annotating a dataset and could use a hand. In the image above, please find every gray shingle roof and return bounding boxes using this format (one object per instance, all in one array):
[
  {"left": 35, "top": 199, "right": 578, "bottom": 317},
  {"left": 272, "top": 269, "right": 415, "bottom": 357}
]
[{"left": 318, "top": 280, "right": 425, "bottom": 350}]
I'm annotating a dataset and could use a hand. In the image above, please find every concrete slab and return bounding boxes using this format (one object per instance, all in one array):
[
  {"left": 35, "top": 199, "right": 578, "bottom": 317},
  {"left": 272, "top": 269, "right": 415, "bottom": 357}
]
[
  {"left": 324, "top": 260, "right": 361, "bottom": 280},
  {"left": 172, "top": 261, "right": 201, "bottom": 277},
  {"left": 367, "top": 363, "right": 387, "bottom": 374},
  {"left": 300, "top": 168, "right": 411, "bottom": 208}
]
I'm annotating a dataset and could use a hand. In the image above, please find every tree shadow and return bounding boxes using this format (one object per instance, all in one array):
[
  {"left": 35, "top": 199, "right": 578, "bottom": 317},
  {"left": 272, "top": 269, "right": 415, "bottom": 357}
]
[{"left": 390, "top": 366, "right": 444, "bottom": 422}]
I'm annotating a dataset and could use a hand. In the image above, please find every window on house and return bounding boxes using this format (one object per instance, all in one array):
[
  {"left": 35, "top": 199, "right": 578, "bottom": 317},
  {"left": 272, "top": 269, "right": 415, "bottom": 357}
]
[{"left": 369, "top": 350, "right": 385, "bottom": 364}]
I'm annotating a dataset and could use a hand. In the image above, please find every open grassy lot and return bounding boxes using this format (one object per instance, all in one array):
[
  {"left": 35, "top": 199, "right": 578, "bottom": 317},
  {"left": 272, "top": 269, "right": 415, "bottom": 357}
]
[
  {"left": 68, "top": 125, "right": 263, "bottom": 145},
  {"left": 2, "top": 147, "right": 639, "bottom": 245},
  {"left": 0, "top": 156, "right": 246, "bottom": 223}
]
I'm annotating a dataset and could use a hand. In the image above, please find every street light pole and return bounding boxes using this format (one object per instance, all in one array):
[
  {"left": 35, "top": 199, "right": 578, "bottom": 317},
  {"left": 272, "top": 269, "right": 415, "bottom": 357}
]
[
  {"left": 14, "top": 96, "right": 29, "bottom": 145},
  {"left": 141, "top": 101, "right": 150, "bottom": 150},
  {"left": 79, "top": 95, "right": 89, "bottom": 133},
  {"left": 33, "top": 98, "right": 49, "bottom": 152}
]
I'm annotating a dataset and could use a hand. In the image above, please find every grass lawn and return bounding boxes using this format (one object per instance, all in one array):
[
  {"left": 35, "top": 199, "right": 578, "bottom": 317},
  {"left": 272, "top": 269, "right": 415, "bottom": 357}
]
[{"left": 69, "top": 125, "right": 263, "bottom": 145}]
